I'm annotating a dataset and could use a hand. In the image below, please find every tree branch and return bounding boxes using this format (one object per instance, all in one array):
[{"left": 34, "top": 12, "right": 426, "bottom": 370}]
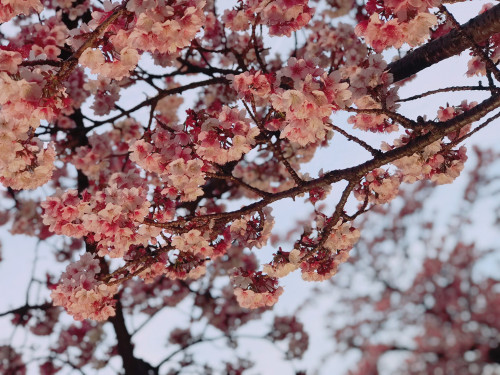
[
  {"left": 388, "top": 4, "right": 500, "bottom": 82},
  {"left": 88, "top": 77, "right": 228, "bottom": 128},
  {"left": 145, "top": 94, "right": 500, "bottom": 231},
  {"left": 109, "top": 300, "right": 158, "bottom": 375},
  {"left": 0, "top": 303, "right": 52, "bottom": 318}
]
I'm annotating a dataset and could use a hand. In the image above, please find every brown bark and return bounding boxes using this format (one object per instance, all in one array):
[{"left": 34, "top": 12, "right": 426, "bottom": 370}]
[
  {"left": 389, "top": 4, "right": 500, "bottom": 83},
  {"left": 109, "top": 301, "right": 158, "bottom": 375}
]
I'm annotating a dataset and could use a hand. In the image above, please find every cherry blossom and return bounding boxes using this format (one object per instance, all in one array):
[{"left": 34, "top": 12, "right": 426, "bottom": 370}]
[
  {"left": 196, "top": 106, "right": 260, "bottom": 165},
  {"left": 270, "top": 58, "right": 351, "bottom": 145},
  {"left": 354, "top": 168, "right": 401, "bottom": 204},
  {"left": 0, "top": 49, "right": 22, "bottom": 74},
  {"left": 231, "top": 269, "right": 284, "bottom": 309},
  {"left": 79, "top": 47, "right": 139, "bottom": 81},
  {"left": 171, "top": 229, "right": 214, "bottom": 258},
  {"left": 230, "top": 208, "right": 274, "bottom": 250},
  {"left": 0, "top": 0, "right": 498, "bottom": 372},
  {"left": 0, "top": 0, "right": 43, "bottom": 23},
  {"left": 356, "top": 10, "right": 438, "bottom": 52},
  {"left": 262, "top": 249, "right": 300, "bottom": 278},
  {"left": 50, "top": 253, "right": 118, "bottom": 321},
  {"left": 223, "top": 0, "right": 314, "bottom": 37}
]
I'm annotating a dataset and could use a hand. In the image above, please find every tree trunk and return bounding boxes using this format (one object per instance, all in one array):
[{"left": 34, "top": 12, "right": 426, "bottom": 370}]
[{"left": 109, "top": 301, "right": 158, "bottom": 375}]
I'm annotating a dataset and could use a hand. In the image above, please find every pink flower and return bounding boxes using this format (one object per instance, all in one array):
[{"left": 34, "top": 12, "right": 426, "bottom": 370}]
[
  {"left": 197, "top": 107, "right": 259, "bottom": 165},
  {"left": 356, "top": 12, "right": 437, "bottom": 52},
  {"left": 172, "top": 229, "right": 214, "bottom": 258},
  {"left": 50, "top": 253, "right": 118, "bottom": 321},
  {"left": 232, "top": 71, "right": 272, "bottom": 99},
  {"left": 223, "top": 9, "right": 251, "bottom": 31},
  {"left": 354, "top": 168, "right": 401, "bottom": 204},
  {"left": 0, "top": 49, "right": 22, "bottom": 74},
  {"left": 233, "top": 287, "right": 284, "bottom": 309},
  {"left": 111, "top": 1, "right": 205, "bottom": 56},
  {"left": 164, "top": 158, "right": 206, "bottom": 202},
  {"left": 0, "top": 139, "right": 56, "bottom": 190},
  {"left": 0, "top": 0, "right": 44, "bottom": 22},
  {"left": 79, "top": 48, "right": 139, "bottom": 81},
  {"left": 230, "top": 208, "right": 274, "bottom": 249}
]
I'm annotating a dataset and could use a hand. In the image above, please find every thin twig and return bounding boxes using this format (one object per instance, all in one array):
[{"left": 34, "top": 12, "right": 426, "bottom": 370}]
[
  {"left": 328, "top": 122, "right": 382, "bottom": 157},
  {"left": 242, "top": 100, "right": 303, "bottom": 185},
  {"left": 440, "top": 5, "right": 500, "bottom": 82},
  {"left": 313, "top": 180, "right": 357, "bottom": 253},
  {"left": 205, "top": 172, "right": 271, "bottom": 198},
  {"left": 397, "top": 85, "right": 499, "bottom": 102},
  {"left": 86, "top": 77, "right": 228, "bottom": 129},
  {"left": 346, "top": 107, "right": 422, "bottom": 130}
]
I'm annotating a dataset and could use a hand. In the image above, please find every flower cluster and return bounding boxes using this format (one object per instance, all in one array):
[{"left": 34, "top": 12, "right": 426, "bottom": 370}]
[
  {"left": 437, "top": 100, "right": 476, "bottom": 141},
  {"left": 296, "top": 218, "right": 360, "bottom": 281},
  {"left": 197, "top": 107, "right": 260, "bottom": 165},
  {"left": 354, "top": 168, "right": 401, "bottom": 204},
  {"left": 0, "top": 67, "right": 69, "bottom": 189},
  {"left": 230, "top": 208, "right": 274, "bottom": 250},
  {"left": 0, "top": 49, "right": 22, "bottom": 74},
  {"left": 83, "top": 77, "right": 122, "bottom": 116},
  {"left": 231, "top": 71, "right": 272, "bottom": 102},
  {"left": 0, "top": 137, "right": 56, "bottom": 190},
  {"left": 321, "top": 219, "right": 361, "bottom": 253},
  {"left": 345, "top": 55, "right": 400, "bottom": 132},
  {"left": 356, "top": 0, "right": 440, "bottom": 52},
  {"left": 129, "top": 124, "right": 207, "bottom": 202},
  {"left": 383, "top": 136, "right": 468, "bottom": 185},
  {"left": 50, "top": 253, "right": 118, "bottom": 321},
  {"left": 112, "top": 0, "right": 206, "bottom": 58},
  {"left": 163, "top": 158, "right": 206, "bottom": 202},
  {"left": 262, "top": 248, "right": 301, "bottom": 278},
  {"left": 231, "top": 269, "right": 284, "bottom": 309},
  {"left": 223, "top": 0, "right": 314, "bottom": 37},
  {"left": 301, "top": 20, "right": 367, "bottom": 69},
  {"left": 79, "top": 47, "right": 139, "bottom": 81},
  {"left": 466, "top": 16, "right": 500, "bottom": 77},
  {"left": 41, "top": 174, "right": 154, "bottom": 258},
  {"left": 172, "top": 229, "right": 214, "bottom": 258},
  {"left": 299, "top": 248, "right": 351, "bottom": 281},
  {"left": 269, "top": 57, "right": 351, "bottom": 145},
  {"left": 0, "top": 0, "right": 43, "bottom": 23},
  {"left": 0, "top": 17, "right": 70, "bottom": 189}
]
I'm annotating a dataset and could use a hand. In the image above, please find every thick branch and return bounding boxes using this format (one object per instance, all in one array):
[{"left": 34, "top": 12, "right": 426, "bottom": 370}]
[
  {"left": 389, "top": 4, "right": 500, "bottom": 82},
  {"left": 56, "top": 5, "right": 127, "bottom": 82},
  {"left": 147, "top": 94, "right": 500, "bottom": 230},
  {"left": 109, "top": 300, "right": 158, "bottom": 375}
]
